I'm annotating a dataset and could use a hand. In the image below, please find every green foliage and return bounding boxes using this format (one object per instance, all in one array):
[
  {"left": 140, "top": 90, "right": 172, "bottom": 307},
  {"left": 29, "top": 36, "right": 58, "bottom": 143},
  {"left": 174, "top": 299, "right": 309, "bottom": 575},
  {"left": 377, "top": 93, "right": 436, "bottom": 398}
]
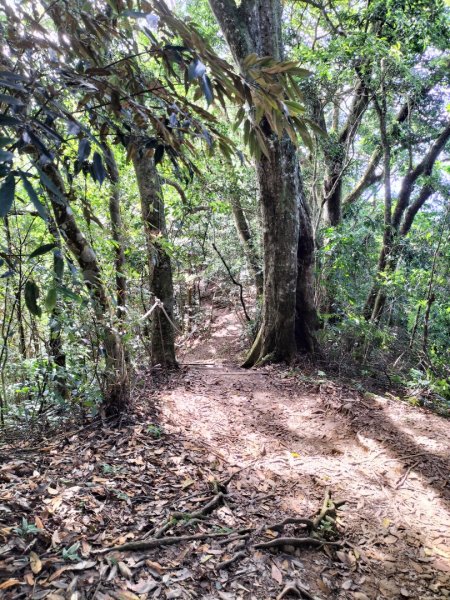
[
  {"left": 61, "top": 542, "right": 81, "bottom": 562},
  {"left": 14, "top": 518, "right": 41, "bottom": 538}
]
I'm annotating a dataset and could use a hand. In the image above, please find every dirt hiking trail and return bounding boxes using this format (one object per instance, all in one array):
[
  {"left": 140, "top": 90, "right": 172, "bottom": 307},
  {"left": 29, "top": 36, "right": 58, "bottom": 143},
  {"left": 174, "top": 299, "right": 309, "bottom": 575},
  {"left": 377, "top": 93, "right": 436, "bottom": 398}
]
[
  {"left": 158, "top": 307, "right": 450, "bottom": 598},
  {"left": 0, "top": 306, "right": 449, "bottom": 599}
]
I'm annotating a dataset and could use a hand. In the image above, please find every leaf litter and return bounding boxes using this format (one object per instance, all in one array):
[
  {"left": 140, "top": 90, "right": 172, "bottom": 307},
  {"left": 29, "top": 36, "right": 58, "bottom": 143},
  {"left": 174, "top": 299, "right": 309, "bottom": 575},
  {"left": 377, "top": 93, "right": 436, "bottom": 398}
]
[{"left": 0, "top": 308, "right": 449, "bottom": 599}]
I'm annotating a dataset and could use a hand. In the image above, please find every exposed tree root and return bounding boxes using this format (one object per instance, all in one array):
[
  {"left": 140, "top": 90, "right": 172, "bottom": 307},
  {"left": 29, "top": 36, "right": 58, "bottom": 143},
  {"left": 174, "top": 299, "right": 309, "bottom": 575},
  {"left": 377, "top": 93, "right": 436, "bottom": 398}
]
[
  {"left": 151, "top": 491, "right": 226, "bottom": 538},
  {"left": 97, "top": 488, "right": 345, "bottom": 560},
  {"left": 254, "top": 537, "right": 341, "bottom": 550},
  {"left": 97, "top": 531, "right": 241, "bottom": 553},
  {"left": 276, "top": 581, "right": 321, "bottom": 600},
  {"left": 268, "top": 517, "right": 314, "bottom": 531},
  {"left": 255, "top": 488, "right": 345, "bottom": 553}
]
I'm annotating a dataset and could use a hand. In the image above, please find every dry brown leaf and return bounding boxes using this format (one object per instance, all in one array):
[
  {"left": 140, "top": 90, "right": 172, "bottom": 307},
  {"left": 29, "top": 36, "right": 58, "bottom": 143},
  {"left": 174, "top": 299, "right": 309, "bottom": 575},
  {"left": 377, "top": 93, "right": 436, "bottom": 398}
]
[
  {"left": 342, "top": 579, "right": 353, "bottom": 590},
  {"left": 383, "top": 535, "right": 398, "bottom": 545},
  {"left": 0, "top": 579, "right": 21, "bottom": 589},
  {"left": 128, "top": 578, "right": 158, "bottom": 593},
  {"left": 52, "top": 530, "right": 62, "bottom": 546},
  {"left": 30, "top": 550, "right": 42, "bottom": 574},
  {"left": 112, "top": 591, "right": 140, "bottom": 600},
  {"left": 118, "top": 561, "right": 133, "bottom": 579},
  {"left": 145, "top": 559, "right": 165, "bottom": 575},
  {"left": 271, "top": 562, "right": 283, "bottom": 584},
  {"left": 35, "top": 516, "right": 45, "bottom": 530}
]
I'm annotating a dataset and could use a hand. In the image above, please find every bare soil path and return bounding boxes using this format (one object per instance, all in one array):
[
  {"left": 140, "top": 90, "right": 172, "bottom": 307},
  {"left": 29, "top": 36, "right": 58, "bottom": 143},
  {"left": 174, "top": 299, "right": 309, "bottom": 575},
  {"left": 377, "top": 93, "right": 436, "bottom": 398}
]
[{"left": 157, "top": 307, "right": 450, "bottom": 599}]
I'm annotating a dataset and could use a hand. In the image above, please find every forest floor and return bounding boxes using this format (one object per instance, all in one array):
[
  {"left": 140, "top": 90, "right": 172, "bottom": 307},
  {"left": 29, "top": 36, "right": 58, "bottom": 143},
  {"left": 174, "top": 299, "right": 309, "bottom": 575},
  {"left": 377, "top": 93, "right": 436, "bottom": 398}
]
[{"left": 1, "top": 305, "right": 450, "bottom": 599}]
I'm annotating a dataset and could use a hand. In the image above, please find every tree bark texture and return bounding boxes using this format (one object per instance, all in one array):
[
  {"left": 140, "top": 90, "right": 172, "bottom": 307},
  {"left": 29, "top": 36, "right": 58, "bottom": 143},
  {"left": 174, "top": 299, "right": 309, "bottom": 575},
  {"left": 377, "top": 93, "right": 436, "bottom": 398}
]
[
  {"left": 133, "top": 148, "right": 177, "bottom": 368},
  {"left": 43, "top": 163, "right": 129, "bottom": 416},
  {"left": 102, "top": 143, "right": 127, "bottom": 321},
  {"left": 209, "top": 0, "right": 318, "bottom": 365}
]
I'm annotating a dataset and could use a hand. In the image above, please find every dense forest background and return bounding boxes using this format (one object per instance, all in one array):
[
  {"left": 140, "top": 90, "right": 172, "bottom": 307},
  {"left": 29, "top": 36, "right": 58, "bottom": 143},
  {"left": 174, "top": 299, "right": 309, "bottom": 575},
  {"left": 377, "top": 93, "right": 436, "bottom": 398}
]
[{"left": 0, "top": 0, "right": 449, "bottom": 428}]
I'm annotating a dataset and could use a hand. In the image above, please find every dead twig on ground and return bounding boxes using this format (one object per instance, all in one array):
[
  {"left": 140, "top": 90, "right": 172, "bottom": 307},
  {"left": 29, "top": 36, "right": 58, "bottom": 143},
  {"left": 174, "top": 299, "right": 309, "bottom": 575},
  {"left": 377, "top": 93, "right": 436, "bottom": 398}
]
[
  {"left": 216, "top": 550, "right": 247, "bottom": 570},
  {"left": 394, "top": 460, "right": 420, "bottom": 489}
]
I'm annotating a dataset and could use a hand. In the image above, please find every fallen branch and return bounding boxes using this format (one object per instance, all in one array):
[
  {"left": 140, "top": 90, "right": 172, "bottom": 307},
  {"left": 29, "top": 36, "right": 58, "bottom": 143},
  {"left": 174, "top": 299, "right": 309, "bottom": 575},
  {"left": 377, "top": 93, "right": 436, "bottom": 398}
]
[
  {"left": 254, "top": 537, "right": 342, "bottom": 550},
  {"left": 96, "top": 531, "right": 239, "bottom": 554}
]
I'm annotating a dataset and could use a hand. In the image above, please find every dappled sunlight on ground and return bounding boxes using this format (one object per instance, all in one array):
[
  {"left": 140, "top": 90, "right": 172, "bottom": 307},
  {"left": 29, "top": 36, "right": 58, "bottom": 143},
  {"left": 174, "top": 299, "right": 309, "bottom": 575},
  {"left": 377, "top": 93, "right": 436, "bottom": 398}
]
[{"left": 158, "top": 307, "right": 450, "bottom": 598}]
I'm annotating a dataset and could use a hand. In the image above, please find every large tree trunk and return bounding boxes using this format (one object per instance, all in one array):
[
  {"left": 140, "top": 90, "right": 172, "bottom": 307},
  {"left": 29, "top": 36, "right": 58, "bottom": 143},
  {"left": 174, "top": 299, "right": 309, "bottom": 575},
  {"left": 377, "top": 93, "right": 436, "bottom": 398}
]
[
  {"left": 244, "top": 136, "right": 301, "bottom": 365},
  {"left": 296, "top": 175, "right": 319, "bottom": 351},
  {"left": 230, "top": 195, "right": 263, "bottom": 296},
  {"left": 209, "top": 0, "right": 317, "bottom": 366},
  {"left": 133, "top": 148, "right": 177, "bottom": 368},
  {"left": 43, "top": 163, "right": 129, "bottom": 416}
]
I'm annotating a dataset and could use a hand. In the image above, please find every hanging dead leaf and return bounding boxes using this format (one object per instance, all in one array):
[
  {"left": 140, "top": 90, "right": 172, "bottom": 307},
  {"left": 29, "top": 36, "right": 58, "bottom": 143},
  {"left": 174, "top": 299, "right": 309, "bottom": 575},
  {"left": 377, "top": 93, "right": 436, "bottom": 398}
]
[{"left": 30, "top": 550, "right": 42, "bottom": 574}]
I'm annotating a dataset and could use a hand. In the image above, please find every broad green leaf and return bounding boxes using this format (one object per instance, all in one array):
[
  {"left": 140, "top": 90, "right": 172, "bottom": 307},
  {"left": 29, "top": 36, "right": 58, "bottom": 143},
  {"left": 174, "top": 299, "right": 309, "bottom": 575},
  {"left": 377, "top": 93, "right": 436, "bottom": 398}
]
[
  {"left": 29, "top": 243, "right": 57, "bottom": 259},
  {"left": 24, "top": 280, "right": 42, "bottom": 317},
  {"left": 45, "top": 286, "right": 57, "bottom": 311},
  {"left": 20, "top": 174, "right": 48, "bottom": 220}
]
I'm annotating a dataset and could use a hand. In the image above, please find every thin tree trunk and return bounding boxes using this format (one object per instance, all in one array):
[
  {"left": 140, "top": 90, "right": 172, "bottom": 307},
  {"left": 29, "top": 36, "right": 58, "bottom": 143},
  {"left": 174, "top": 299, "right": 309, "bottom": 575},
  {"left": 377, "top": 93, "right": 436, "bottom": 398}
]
[
  {"left": 364, "top": 121, "right": 450, "bottom": 321},
  {"left": 133, "top": 147, "right": 177, "bottom": 368},
  {"left": 366, "top": 83, "right": 393, "bottom": 322},
  {"left": 229, "top": 195, "right": 263, "bottom": 296},
  {"left": 47, "top": 217, "right": 67, "bottom": 398},
  {"left": 43, "top": 163, "right": 129, "bottom": 416},
  {"left": 102, "top": 143, "right": 127, "bottom": 320}
]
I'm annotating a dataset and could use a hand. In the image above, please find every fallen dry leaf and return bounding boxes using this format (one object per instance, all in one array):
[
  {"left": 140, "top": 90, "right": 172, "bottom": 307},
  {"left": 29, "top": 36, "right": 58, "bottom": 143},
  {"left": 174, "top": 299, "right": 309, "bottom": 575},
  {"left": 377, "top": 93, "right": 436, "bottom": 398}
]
[
  {"left": 29, "top": 550, "right": 42, "bottom": 574},
  {"left": 118, "top": 561, "right": 133, "bottom": 579},
  {"left": 0, "top": 579, "right": 21, "bottom": 590},
  {"left": 271, "top": 562, "right": 283, "bottom": 584}
]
